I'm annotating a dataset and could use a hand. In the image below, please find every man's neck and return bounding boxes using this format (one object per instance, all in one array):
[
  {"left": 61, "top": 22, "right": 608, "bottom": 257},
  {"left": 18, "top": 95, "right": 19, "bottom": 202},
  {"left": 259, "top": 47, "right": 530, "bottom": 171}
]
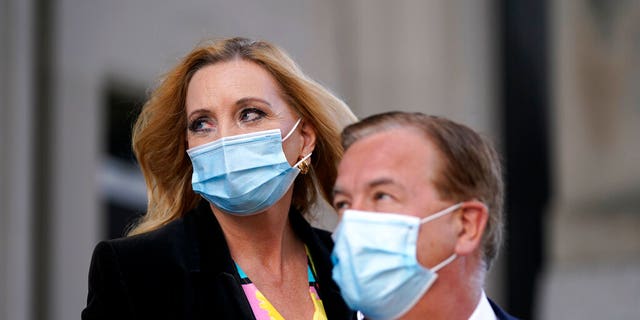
[{"left": 400, "top": 258, "right": 485, "bottom": 319}]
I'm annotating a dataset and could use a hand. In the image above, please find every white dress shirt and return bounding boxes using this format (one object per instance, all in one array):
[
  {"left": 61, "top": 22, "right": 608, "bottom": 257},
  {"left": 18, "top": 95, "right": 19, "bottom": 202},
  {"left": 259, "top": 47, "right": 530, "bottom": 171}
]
[{"left": 468, "top": 290, "right": 497, "bottom": 320}]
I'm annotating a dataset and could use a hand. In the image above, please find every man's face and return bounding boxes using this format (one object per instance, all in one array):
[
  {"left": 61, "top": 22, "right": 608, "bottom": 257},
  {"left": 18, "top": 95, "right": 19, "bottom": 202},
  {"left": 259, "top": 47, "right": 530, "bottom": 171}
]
[{"left": 333, "top": 128, "right": 458, "bottom": 268}]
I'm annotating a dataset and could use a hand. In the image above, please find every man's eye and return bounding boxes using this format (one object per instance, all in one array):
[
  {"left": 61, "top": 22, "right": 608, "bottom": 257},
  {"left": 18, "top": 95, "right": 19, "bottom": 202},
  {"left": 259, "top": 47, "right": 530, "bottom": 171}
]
[
  {"left": 333, "top": 200, "right": 350, "bottom": 212},
  {"left": 373, "top": 192, "right": 392, "bottom": 201},
  {"left": 239, "top": 108, "right": 266, "bottom": 122}
]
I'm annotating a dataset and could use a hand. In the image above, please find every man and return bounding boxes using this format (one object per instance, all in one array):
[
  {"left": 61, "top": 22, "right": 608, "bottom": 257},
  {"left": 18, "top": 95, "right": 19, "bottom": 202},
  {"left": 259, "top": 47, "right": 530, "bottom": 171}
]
[{"left": 331, "top": 111, "right": 518, "bottom": 320}]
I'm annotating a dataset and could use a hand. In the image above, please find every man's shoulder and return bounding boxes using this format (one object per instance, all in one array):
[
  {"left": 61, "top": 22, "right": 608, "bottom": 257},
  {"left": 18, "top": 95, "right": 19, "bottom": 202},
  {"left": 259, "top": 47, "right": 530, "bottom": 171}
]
[
  {"left": 310, "top": 226, "right": 334, "bottom": 247},
  {"left": 488, "top": 299, "right": 520, "bottom": 320}
]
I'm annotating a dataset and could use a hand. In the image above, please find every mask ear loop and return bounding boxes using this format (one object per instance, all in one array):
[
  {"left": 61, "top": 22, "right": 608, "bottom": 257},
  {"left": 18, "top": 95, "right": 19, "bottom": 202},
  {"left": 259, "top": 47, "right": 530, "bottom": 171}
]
[
  {"left": 420, "top": 202, "right": 463, "bottom": 224},
  {"left": 419, "top": 202, "right": 462, "bottom": 271},
  {"left": 294, "top": 152, "right": 312, "bottom": 174},
  {"left": 283, "top": 118, "right": 312, "bottom": 174},
  {"left": 282, "top": 118, "right": 303, "bottom": 141},
  {"left": 431, "top": 253, "right": 457, "bottom": 272}
]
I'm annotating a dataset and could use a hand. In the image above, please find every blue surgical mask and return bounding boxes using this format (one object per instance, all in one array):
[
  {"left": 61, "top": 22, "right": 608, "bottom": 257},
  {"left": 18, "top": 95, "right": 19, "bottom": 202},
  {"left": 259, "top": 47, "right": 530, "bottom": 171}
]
[
  {"left": 331, "top": 203, "right": 462, "bottom": 320},
  {"left": 187, "top": 119, "right": 311, "bottom": 215}
]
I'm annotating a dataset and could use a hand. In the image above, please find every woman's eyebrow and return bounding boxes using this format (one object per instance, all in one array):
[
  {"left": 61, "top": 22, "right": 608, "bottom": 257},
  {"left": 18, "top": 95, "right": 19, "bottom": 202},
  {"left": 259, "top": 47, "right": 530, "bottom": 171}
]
[
  {"left": 187, "top": 108, "right": 210, "bottom": 119},
  {"left": 235, "top": 97, "right": 272, "bottom": 108}
]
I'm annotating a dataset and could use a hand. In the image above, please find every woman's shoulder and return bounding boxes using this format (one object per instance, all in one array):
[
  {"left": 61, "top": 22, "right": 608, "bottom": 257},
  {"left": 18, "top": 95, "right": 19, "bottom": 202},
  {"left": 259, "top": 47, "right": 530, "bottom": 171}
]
[
  {"left": 113, "top": 216, "right": 186, "bottom": 245},
  {"left": 83, "top": 214, "right": 208, "bottom": 319},
  {"left": 91, "top": 216, "right": 194, "bottom": 269}
]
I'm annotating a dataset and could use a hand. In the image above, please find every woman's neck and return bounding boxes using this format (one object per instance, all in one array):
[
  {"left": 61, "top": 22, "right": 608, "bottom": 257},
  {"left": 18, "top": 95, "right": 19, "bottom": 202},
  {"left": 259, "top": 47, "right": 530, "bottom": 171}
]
[{"left": 211, "top": 193, "right": 304, "bottom": 277}]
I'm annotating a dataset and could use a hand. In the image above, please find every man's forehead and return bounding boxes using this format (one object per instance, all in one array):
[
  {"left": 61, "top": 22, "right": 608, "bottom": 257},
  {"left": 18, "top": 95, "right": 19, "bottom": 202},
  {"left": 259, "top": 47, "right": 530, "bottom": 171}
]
[
  {"left": 345, "top": 129, "right": 433, "bottom": 162},
  {"left": 338, "top": 128, "right": 438, "bottom": 184}
]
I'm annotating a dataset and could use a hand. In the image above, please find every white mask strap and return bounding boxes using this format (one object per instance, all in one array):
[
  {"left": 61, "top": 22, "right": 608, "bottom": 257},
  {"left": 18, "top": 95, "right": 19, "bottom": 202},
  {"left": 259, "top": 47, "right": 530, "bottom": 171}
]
[
  {"left": 431, "top": 253, "right": 457, "bottom": 272},
  {"left": 294, "top": 152, "right": 312, "bottom": 168},
  {"left": 420, "top": 202, "right": 463, "bottom": 224},
  {"left": 282, "top": 118, "right": 303, "bottom": 142}
]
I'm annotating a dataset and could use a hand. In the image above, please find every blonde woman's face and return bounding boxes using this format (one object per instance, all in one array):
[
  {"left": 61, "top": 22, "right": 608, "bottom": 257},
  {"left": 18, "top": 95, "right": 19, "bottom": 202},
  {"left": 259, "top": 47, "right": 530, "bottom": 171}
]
[{"left": 185, "top": 60, "right": 309, "bottom": 165}]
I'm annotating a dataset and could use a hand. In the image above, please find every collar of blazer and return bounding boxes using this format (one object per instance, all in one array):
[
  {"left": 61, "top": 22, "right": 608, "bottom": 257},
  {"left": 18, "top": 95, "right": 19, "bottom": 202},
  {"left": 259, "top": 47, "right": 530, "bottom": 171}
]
[{"left": 185, "top": 199, "right": 353, "bottom": 320}]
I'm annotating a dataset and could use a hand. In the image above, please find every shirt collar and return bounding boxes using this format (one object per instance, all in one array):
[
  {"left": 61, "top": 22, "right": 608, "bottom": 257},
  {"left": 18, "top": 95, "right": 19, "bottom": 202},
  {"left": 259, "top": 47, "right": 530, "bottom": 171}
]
[{"left": 468, "top": 290, "right": 497, "bottom": 320}]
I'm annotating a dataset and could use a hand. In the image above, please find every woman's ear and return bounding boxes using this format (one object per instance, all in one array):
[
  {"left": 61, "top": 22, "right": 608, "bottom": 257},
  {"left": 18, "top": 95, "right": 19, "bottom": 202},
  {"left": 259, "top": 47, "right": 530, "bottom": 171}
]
[
  {"left": 299, "top": 119, "right": 317, "bottom": 157},
  {"left": 454, "top": 200, "right": 489, "bottom": 256}
]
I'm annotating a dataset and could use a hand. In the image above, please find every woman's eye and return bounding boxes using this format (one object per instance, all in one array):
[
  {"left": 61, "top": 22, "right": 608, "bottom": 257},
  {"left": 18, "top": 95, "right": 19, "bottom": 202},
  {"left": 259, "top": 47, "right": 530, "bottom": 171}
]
[
  {"left": 188, "top": 117, "right": 214, "bottom": 133},
  {"left": 239, "top": 107, "right": 266, "bottom": 122}
]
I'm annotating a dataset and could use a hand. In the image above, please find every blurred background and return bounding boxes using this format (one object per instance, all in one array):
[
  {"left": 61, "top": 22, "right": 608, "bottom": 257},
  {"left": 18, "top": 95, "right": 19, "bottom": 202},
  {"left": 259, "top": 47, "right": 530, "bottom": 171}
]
[{"left": 1, "top": 0, "right": 639, "bottom": 319}]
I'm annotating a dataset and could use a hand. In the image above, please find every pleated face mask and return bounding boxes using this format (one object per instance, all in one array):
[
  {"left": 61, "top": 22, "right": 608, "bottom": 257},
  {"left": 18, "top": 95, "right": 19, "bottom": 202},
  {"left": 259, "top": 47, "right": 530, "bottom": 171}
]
[
  {"left": 187, "top": 119, "right": 310, "bottom": 215},
  {"left": 331, "top": 203, "right": 462, "bottom": 320}
]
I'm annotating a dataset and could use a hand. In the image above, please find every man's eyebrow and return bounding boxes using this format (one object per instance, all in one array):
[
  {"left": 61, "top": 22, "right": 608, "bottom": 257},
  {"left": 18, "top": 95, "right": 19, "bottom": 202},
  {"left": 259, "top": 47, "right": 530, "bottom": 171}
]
[
  {"left": 332, "top": 177, "right": 400, "bottom": 197},
  {"left": 332, "top": 186, "right": 347, "bottom": 197},
  {"left": 368, "top": 177, "right": 407, "bottom": 193},
  {"left": 368, "top": 177, "right": 396, "bottom": 188}
]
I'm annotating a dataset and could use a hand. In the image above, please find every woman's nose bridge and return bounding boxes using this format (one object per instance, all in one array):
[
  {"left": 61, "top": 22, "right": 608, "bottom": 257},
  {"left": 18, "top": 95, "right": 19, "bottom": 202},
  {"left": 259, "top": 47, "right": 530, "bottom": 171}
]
[{"left": 216, "top": 117, "right": 242, "bottom": 139}]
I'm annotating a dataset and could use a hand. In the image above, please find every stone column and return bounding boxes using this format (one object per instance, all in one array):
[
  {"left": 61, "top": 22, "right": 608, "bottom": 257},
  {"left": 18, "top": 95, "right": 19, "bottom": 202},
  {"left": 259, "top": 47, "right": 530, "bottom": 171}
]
[
  {"left": 0, "top": 1, "right": 35, "bottom": 319},
  {"left": 539, "top": 1, "right": 640, "bottom": 318}
]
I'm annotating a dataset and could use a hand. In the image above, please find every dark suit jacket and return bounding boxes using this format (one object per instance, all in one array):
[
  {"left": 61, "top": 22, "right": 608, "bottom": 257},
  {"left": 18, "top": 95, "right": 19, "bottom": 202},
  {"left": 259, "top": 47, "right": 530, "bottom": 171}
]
[
  {"left": 82, "top": 200, "right": 355, "bottom": 320},
  {"left": 489, "top": 299, "right": 520, "bottom": 320}
]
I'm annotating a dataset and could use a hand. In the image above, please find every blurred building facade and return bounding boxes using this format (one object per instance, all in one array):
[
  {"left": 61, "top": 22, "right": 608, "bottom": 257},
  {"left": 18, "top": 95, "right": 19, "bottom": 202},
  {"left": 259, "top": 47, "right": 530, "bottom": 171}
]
[
  {"left": 1, "top": 1, "right": 638, "bottom": 319},
  {"left": 539, "top": 1, "right": 640, "bottom": 319}
]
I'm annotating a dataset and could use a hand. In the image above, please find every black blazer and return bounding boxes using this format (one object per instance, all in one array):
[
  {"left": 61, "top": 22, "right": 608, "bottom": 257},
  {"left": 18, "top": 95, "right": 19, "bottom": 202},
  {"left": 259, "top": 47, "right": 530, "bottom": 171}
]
[
  {"left": 82, "top": 200, "right": 355, "bottom": 320},
  {"left": 489, "top": 299, "right": 520, "bottom": 320}
]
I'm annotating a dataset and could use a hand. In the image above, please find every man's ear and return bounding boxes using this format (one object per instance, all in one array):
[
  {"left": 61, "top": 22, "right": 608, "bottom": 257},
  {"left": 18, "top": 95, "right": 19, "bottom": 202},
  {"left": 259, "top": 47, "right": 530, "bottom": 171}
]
[
  {"left": 454, "top": 200, "right": 488, "bottom": 256},
  {"left": 299, "top": 119, "right": 317, "bottom": 157}
]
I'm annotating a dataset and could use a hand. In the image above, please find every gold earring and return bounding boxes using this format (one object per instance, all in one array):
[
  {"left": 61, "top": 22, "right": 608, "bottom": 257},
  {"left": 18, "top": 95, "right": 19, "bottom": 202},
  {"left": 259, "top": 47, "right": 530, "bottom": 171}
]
[{"left": 297, "top": 159, "right": 310, "bottom": 175}]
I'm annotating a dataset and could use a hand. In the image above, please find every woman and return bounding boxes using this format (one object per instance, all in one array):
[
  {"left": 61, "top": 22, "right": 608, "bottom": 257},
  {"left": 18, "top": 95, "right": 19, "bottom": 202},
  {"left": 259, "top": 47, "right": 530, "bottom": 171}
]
[{"left": 82, "top": 37, "right": 357, "bottom": 320}]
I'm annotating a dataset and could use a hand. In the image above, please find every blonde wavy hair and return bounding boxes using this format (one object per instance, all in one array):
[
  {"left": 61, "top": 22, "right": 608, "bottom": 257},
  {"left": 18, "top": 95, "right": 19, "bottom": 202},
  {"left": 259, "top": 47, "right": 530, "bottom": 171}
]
[{"left": 128, "top": 37, "right": 357, "bottom": 236}]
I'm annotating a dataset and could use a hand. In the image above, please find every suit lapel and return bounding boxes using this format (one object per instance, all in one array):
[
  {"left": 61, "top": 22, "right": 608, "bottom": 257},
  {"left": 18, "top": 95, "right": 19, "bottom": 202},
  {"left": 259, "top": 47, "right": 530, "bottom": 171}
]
[
  {"left": 488, "top": 298, "right": 519, "bottom": 320},
  {"left": 186, "top": 200, "right": 255, "bottom": 320},
  {"left": 185, "top": 201, "right": 353, "bottom": 320}
]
